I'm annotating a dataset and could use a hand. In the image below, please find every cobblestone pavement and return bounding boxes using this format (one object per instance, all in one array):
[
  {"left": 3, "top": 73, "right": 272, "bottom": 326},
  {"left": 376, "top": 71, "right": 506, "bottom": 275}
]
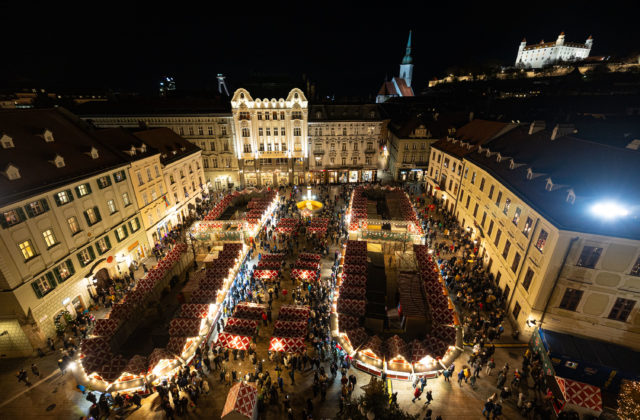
[{"left": 0, "top": 185, "right": 533, "bottom": 419}]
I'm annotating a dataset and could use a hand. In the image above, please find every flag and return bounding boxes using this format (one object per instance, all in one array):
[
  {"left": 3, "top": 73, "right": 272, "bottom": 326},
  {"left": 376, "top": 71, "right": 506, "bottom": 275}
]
[{"left": 163, "top": 195, "right": 170, "bottom": 207}]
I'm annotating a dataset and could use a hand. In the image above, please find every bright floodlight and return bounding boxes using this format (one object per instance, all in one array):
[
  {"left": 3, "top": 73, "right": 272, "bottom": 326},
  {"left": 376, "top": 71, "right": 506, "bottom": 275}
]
[{"left": 590, "top": 202, "right": 629, "bottom": 219}]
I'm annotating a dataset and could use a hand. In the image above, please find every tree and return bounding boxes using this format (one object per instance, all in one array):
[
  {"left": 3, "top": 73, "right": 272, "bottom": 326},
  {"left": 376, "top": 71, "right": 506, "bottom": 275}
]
[
  {"left": 337, "top": 377, "right": 419, "bottom": 420},
  {"left": 618, "top": 380, "right": 640, "bottom": 420}
]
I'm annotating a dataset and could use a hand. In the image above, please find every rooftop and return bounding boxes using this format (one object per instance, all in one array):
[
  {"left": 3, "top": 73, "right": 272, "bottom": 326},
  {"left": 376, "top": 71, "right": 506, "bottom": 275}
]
[
  {"left": 0, "top": 108, "right": 129, "bottom": 208},
  {"left": 309, "top": 104, "right": 382, "bottom": 121},
  {"left": 134, "top": 128, "right": 201, "bottom": 165},
  {"left": 466, "top": 126, "right": 640, "bottom": 239}
]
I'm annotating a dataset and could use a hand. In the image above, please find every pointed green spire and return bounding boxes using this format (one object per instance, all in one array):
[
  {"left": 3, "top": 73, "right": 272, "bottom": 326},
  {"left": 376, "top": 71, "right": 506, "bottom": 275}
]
[{"left": 402, "top": 30, "right": 413, "bottom": 64}]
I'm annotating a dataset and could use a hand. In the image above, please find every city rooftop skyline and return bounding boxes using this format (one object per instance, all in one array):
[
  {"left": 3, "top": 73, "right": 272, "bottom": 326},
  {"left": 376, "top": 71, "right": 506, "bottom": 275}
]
[{"left": 2, "top": 2, "right": 638, "bottom": 97}]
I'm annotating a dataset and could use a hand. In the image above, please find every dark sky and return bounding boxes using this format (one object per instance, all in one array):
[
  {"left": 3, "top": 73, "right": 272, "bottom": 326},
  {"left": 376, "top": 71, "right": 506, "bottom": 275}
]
[{"left": 2, "top": 2, "right": 637, "bottom": 98}]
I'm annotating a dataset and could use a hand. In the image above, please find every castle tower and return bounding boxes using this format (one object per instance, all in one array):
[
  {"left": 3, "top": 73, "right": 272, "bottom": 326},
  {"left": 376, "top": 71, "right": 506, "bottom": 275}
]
[
  {"left": 516, "top": 38, "right": 527, "bottom": 66},
  {"left": 585, "top": 35, "right": 594, "bottom": 51},
  {"left": 556, "top": 31, "right": 565, "bottom": 46},
  {"left": 399, "top": 30, "right": 414, "bottom": 87},
  {"left": 217, "top": 74, "right": 230, "bottom": 96}
]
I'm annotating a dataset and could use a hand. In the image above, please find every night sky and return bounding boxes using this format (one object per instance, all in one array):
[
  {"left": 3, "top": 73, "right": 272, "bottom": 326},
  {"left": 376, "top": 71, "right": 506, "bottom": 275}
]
[{"left": 2, "top": 2, "right": 637, "bottom": 98}]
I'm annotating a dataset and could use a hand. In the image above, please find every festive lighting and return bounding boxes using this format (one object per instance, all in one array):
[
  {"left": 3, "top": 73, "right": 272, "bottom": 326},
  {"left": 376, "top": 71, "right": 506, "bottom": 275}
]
[
  {"left": 590, "top": 201, "right": 629, "bottom": 219},
  {"left": 618, "top": 380, "right": 640, "bottom": 419}
]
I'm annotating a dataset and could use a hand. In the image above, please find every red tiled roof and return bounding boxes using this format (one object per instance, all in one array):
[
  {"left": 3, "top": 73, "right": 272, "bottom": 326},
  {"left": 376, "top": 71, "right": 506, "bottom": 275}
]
[
  {"left": 377, "top": 81, "right": 398, "bottom": 96},
  {"left": 393, "top": 77, "right": 414, "bottom": 97}
]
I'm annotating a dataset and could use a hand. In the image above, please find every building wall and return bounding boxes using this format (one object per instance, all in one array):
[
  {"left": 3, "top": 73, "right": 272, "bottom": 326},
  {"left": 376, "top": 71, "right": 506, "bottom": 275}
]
[
  {"left": 231, "top": 88, "right": 309, "bottom": 187},
  {"left": 162, "top": 151, "right": 206, "bottom": 232},
  {"left": 85, "top": 115, "right": 239, "bottom": 190},
  {"left": 0, "top": 166, "right": 147, "bottom": 355},
  {"left": 456, "top": 160, "right": 640, "bottom": 349},
  {"left": 425, "top": 147, "right": 464, "bottom": 211},
  {"left": 308, "top": 120, "right": 383, "bottom": 183},
  {"left": 127, "top": 155, "right": 169, "bottom": 248},
  {"left": 516, "top": 37, "right": 592, "bottom": 69},
  {"left": 388, "top": 132, "right": 434, "bottom": 181}
]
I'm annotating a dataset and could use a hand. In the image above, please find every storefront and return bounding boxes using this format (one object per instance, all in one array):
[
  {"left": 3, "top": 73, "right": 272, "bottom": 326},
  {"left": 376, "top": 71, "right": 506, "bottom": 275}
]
[
  {"left": 399, "top": 169, "right": 426, "bottom": 182},
  {"left": 339, "top": 171, "right": 349, "bottom": 183},
  {"left": 260, "top": 172, "right": 273, "bottom": 187},
  {"left": 277, "top": 173, "right": 289, "bottom": 186},
  {"left": 362, "top": 170, "right": 374, "bottom": 182},
  {"left": 349, "top": 170, "right": 359, "bottom": 183},
  {"left": 329, "top": 171, "right": 338, "bottom": 183},
  {"left": 244, "top": 172, "right": 258, "bottom": 187}
]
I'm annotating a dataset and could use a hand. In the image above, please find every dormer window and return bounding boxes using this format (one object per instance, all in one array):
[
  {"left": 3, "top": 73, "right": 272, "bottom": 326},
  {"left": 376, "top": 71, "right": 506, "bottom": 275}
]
[
  {"left": 496, "top": 153, "right": 502, "bottom": 163},
  {"left": 42, "top": 129, "right": 54, "bottom": 143},
  {"left": 526, "top": 168, "right": 533, "bottom": 180},
  {"left": 486, "top": 149, "right": 491, "bottom": 158},
  {"left": 53, "top": 155, "right": 65, "bottom": 168},
  {"left": 137, "top": 144, "right": 147, "bottom": 153},
  {"left": 509, "top": 160, "right": 515, "bottom": 170},
  {"left": 566, "top": 189, "right": 576, "bottom": 204},
  {"left": 125, "top": 145, "right": 136, "bottom": 156},
  {"left": 89, "top": 147, "right": 99, "bottom": 159},
  {"left": 545, "top": 178, "right": 553, "bottom": 191},
  {"left": 1, "top": 134, "right": 14, "bottom": 149},
  {"left": 4, "top": 164, "right": 20, "bottom": 180}
]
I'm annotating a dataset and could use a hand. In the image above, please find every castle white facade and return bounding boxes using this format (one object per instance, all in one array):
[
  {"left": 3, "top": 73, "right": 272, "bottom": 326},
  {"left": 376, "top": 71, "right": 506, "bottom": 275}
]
[{"left": 516, "top": 33, "right": 593, "bottom": 69}]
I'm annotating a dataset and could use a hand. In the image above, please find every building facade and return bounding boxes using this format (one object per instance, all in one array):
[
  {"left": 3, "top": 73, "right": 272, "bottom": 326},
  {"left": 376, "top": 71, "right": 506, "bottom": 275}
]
[
  {"left": 134, "top": 128, "right": 207, "bottom": 241},
  {"left": 425, "top": 119, "right": 516, "bottom": 213},
  {"left": 516, "top": 33, "right": 593, "bottom": 69},
  {"left": 308, "top": 104, "right": 385, "bottom": 184},
  {"left": 452, "top": 125, "right": 640, "bottom": 350},
  {"left": 0, "top": 109, "right": 147, "bottom": 356},
  {"left": 387, "top": 115, "right": 459, "bottom": 182},
  {"left": 230, "top": 88, "right": 309, "bottom": 187},
  {"left": 81, "top": 107, "right": 238, "bottom": 191}
]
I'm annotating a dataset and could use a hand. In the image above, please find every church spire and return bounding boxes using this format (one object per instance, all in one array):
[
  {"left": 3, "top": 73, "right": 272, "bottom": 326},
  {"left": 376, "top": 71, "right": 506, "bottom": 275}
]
[{"left": 402, "top": 30, "right": 413, "bottom": 64}]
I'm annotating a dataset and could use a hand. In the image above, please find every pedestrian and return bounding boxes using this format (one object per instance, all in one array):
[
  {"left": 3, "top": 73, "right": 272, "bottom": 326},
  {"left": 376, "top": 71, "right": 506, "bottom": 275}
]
[
  {"left": 486, "top": 358, "right": 495, "bottom": 376},
  {"left": 482, "top": 399, "right": 495, "bottom": 418},
  {"left": 457, "top": 369, "right": 465, "bottom": 386},
  {"left": 412, "top": 386, "right": 422, "bottom": 403},
  {"left": 442, "top": 368, "right": 451, "bottom": 382},
  {"left": 31, "top": 363, "right": 40, "bottom": 377},
  {"left": 16, "top": 369, "right": 31, "bottom": 386},
  {"left": 425, "top": 389, "right": 433, "bottom": 405}
]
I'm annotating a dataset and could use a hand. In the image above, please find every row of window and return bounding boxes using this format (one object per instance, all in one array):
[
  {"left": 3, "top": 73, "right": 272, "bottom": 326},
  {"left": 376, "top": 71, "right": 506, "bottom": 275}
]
[
  {"left": 404, "top": 142, "right": 427, "bottom": 151},
  {"left": 136, "top": 165, "right": 162, "bottom": 186},
  {"left": 257, "top": 127, "right": 286, "bottom": 137},
  {"left": 559, "top": 289, "right": 636, "bottom": 322},
  {"left": 175, "top": 125, "right": 227, "bottom": 137},
  {"left": 241, "top": 127, "right": 301, "bottom": 137},
  {"left": 314, "top": 157, "right": 370, "bottom": 166},
  {"left": 203, "top": 157, "right": 233, "bottom": 169},
  {"left": 30, "top": 217, "right": 141, "bottom": 298},
  {"left": 200, "top": 140, "right": 230, "bottom": 152},
  {"left": 313, "top": 127, "right": 377, "bottom": 136}
]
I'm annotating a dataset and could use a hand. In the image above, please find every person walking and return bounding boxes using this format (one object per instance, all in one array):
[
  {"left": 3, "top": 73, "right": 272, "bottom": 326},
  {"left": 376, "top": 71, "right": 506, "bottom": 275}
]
[
  {"left": 425, "top": 390, "right": 433, "bottom": 405},
  {"left": 486, "top": 358, "right": 495, "bottom": 376},
  {"left": 482, "top": 399, "right": 495, "bottom": 418},
  {"left": 31, "top": 363, "right": 40, "bottom": 377},
  {"left": 412, "top": 386, "right": 422, "bottom": 403},
  {"left": 457, "top": 369, "right": 465, "bottom": 387}
]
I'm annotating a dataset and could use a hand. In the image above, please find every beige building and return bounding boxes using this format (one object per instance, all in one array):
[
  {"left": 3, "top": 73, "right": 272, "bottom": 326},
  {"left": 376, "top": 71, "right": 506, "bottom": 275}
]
[
  {"left": 134, "top": 128, "right": 207, "bottom": 239},
  {"left": 79, "top": 100, "right": 238, "bottom": 190},
  {"left": 230, "top": 88, "right": 308, "bottom": 187},
  {"left": 0, "top": 109, "right": 147, "bottom": 356},
  {"left": 387, "top": 114, "right": 459, "bottom": 182},
  {"left": 425, "top": 119, "right": 516, "bottom": 213},
  {"left": 452, "top": 125, "right": 640, "bottom": 350},
  {"left": 308, "top": 104, "right": 385, "bottom": 184}
]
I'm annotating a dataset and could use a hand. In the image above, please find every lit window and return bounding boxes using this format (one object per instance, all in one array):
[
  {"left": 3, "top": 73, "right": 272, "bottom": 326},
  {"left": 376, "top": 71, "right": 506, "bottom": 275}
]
[
  {"left": 107, "top": 199, "right": 117, "bottom": 214},
  {"left": 78, "top": 248, "right": 94, "bottom": 266},
  {"left": 27, "top": 200, "right": 47, "bottom": 217},
  {"left": 67, "top": 216, "right": 80, "bottom": 234},
  {"left": 129, "top": 218, "right": 140, "bottom": 232},
  {"left": 96, "top": 236, "right": 111, "bottom": 254},
  {"left": 122, "top": 192, "right": 131, "bottom": 206},
  {"left": 3, "top": 209, "right": 23, "bottom": 227},
  {"left": 512, "top": 208, "right": 521, "bottom": 226},
  {"left": 522, "top": 217, "right": 533, "bottom": 237},
  {"left": 77, "top": 183, "right": 90, "bottom": 197},
  {"left": 54, "top": 260, "right": 73, "bottom": 282},
  {"left": 534, "top": 230, "right": 548, "bottom": 252},
  {"left": 19, "top": 240, "right": 36, "bottom": 260},
  {"left": 34, "top": 275, "right": 53, "bottom": 296},
  {"left": 115, "top": 225, "right": 128, "bottom": 242},
  {"left": 85, "top": 207, "right": 100, "bottom": 225},
  {"left": 56, "top": 190, "right": 71, "bottom": 205},
  {"left": 503, "top": 198, "right": 511, "bottom": 215},
  {"left": 96, "top": 175, "right": 111, "bottom": 189},
  {"left": 42, "top": 229, "right": 57, "bottom": 248}
]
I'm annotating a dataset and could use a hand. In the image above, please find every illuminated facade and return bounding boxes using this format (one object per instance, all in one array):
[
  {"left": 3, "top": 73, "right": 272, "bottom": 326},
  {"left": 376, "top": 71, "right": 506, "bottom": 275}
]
[
  {"left": 0, "top": 110, "right": 147, "bottom": 356},
  {"left": 444, "top": 124, "right": 640, "bottom": 349},
  {"left": 308, "top": 104, "right": 385, "bottom": 184},
  {"left": 231, "top": 88, "right": 309, "bottom": 187},
  {"left": 516, "top": 33, "right": 593, "bottom": 69},
  {"left": 83, "top": 113, "right": 238, "bottom": 191}
]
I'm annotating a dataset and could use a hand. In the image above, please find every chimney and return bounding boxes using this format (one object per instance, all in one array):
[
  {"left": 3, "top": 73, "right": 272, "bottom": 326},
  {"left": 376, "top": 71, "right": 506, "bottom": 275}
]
[
  {"left": 551, "top": 123, "right": 575, "bottom": 140},
  {"left": 469, "top": 111, "right": 474, "bottom": 122},
  {"left": 528, "top": 120, "right": 546, "bottom": 135}
]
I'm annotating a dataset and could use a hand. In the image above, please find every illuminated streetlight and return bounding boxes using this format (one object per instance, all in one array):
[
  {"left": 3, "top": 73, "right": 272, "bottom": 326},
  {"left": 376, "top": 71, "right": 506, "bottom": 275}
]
[{"left": 590, "top": 201, "right": 629, "bottom": 219}]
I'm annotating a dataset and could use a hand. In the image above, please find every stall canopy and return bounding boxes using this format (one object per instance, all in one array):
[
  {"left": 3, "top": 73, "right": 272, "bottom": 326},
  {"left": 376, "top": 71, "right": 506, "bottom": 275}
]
[
  {"left": 269, "top": 336, "right": 306, "bottom": 353},
  {"left": 539, "top": 328, "right": 640, "bottom": 393},
  {"left": 221, "top": 382, "right": 258, "bottom": 420},
  {"left": 555, "top": 376, "right": 603, "bottom": 413},
  {"left": 217, "top": 332, "right": 252, "bottom": 350}
]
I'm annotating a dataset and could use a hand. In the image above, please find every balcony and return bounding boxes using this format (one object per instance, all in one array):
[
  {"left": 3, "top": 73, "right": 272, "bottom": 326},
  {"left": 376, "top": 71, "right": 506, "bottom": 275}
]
[
  {"left": 313, "top": 149, "right": 325, "bottom": 155},
  {"left": 364, "top": 148, "right": 376, "bottom": 154}
]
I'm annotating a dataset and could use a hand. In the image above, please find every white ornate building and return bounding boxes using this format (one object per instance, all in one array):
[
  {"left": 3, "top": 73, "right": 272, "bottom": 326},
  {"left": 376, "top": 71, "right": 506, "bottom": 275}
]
[
  {"left": 230, "top": 88, "right": 309, "bottom": 187},
  {"left": 516, "top": 33, "right": 593, "bottom": 69}
]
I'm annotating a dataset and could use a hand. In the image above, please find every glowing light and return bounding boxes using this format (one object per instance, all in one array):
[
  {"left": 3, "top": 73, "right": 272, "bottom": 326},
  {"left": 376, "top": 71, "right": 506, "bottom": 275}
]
[{"left": 590, "top": 201, "right": 629, "bottom": 219}]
